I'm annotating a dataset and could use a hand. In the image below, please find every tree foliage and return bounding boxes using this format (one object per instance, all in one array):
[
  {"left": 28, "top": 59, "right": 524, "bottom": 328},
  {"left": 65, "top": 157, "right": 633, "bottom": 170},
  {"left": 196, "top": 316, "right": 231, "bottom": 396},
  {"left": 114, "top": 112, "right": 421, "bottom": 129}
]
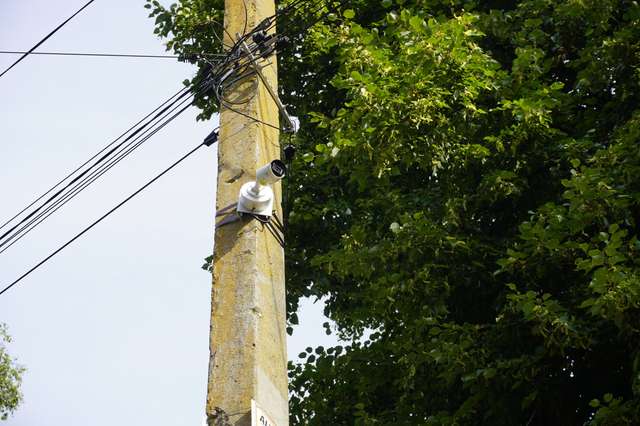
[
  {"left": 150, "top": 0, "right": 640, "bottom": 424},
  {"left": 0, "top": 324, "right": 23, "bottom": 421}
]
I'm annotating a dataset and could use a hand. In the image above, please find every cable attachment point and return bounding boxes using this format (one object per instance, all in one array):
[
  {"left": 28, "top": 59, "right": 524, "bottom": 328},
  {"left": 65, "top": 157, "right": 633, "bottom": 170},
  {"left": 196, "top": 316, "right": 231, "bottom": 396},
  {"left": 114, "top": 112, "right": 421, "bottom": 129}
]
[
  {"left": 238, "top": 38, "right": 297, "bottom": 133},
  {"left": 203, "top": 129, "right": 219, "bottom": 146},
  {"left": 251, "top": 33, "right": 289, "bottom": 59},
  {"left": 284, "top": 145, "right": 296, "bottom": 162},
  {"left": 251, "top": 211, "right": 285, "bottom": 249},
  {"left": 252, "top": 31, "right": 269, "bottom": 45}
]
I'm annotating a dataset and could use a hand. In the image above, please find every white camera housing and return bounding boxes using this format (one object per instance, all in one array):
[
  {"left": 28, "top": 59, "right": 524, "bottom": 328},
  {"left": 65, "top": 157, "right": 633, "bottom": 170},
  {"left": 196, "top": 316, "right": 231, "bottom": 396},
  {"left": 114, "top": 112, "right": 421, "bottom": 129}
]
[{"left": 237, "top": 160, "right": 286, "bottom": 217}]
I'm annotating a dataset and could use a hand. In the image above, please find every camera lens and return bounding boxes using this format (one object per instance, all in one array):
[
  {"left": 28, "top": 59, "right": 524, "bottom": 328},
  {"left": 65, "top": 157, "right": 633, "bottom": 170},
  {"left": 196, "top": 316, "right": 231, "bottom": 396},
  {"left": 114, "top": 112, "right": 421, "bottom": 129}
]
[{"left": 270, "top": 160, "right": 286, "bottom": 178}]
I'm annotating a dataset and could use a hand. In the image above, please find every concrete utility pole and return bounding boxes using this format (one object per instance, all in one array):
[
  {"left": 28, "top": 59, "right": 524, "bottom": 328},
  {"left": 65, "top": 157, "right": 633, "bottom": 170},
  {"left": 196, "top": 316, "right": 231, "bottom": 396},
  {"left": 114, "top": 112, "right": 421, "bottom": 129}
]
[{"left": 206, "top": 0, "right": 288, "bottom": 425}]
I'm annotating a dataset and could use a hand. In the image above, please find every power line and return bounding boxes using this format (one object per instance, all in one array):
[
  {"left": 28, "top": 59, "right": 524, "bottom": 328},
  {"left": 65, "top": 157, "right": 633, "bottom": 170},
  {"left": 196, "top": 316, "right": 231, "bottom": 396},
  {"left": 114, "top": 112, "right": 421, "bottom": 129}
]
[
  {"left": 0, "top": 87, "right": 205, "bottom": 254},
  {"left": 0, "top": 39, "right": 260, "bottom": 252},
  {"left": 0, "top": 132, "right": 218, "bottom": 298},
  {"left": 0, "top": 0, "right": 97, "bottom": 80},
  {"left": 0, "top": 84, "right": 199, "bottom": 244},
  {"left": 0, "top": 39, "right": 269, "bottom": 250},
  {"left": 0, "top": 50, "right": 180, "bottom": 59},
  {"left": 0, "top": 0, "right": 343, "bottom": 297},
  {"left": 0, "top": 50, "right": 228, "bottom": 59},
  {"left": 0, "top": 84, "right": 192, "bottom": 234},
  {"left": 0, "top": 0, "right": 328, "bottom": 255}
]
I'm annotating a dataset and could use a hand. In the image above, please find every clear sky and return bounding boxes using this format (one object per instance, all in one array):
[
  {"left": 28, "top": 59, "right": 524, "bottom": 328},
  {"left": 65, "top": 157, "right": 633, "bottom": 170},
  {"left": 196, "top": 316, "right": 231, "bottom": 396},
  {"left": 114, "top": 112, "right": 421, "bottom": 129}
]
[{"left": 0, "top": 1, "right": 336, "bottom": 424}]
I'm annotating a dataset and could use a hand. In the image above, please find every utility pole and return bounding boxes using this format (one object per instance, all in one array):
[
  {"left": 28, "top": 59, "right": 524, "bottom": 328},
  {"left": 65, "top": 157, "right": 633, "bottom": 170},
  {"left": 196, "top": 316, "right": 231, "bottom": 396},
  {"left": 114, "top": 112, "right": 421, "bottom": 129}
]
[{"left": 206, "top": 1, "right": 288, "bottom": 425}]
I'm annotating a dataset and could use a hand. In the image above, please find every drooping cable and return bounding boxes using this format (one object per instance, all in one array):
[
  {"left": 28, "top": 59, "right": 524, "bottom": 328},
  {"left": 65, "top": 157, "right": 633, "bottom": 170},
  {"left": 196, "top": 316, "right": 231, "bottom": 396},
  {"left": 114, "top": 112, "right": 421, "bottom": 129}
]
[
  {"left": 0, "top": 0, "right": 336, "bottom": 255},
  {"left": 211, "top": 0, "right": 338, "bottom": 132},
  {"left": 0, "top": 84, "right": 192, "bottom": 234},
  {"left": 0, "top": 84, "right": 198, "bottom": 244},
  {"left": 0, "top": 86, "right": 207, "bottom": 254},
  {"left": 0, "top": 36, "right": 271, "bottom": 253},
  {"left": 0, "top": 50, "right": 183, "bottom": 59},
  {"left": 0, "top": 0, "right": 97, "bottom": 79},
  {"left": 0, "top": 79, "right": 213, "bottom": 253},
  {"left": 0, "top": 0, "right": 347, "bottom": 296},
  {"left": 0, "top": 132, "right": 219, "bottom": 298},
  {"left": 0, "top": 38, "right": 266, "bottom": 247}
]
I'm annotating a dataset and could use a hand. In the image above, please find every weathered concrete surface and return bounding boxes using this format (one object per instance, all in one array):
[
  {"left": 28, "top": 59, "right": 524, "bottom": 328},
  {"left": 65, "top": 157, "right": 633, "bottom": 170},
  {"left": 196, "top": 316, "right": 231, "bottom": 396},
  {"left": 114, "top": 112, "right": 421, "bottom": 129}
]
[{"left": 206, "top": 1, "right": 288, "bottom": 425}]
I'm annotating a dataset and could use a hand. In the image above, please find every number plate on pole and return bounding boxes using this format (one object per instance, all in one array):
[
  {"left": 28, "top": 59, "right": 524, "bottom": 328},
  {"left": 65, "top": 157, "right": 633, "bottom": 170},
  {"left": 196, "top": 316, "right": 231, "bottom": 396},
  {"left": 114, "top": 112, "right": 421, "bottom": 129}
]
[{"left": 251, "top": 400, "right": 277, "bottom": 426}]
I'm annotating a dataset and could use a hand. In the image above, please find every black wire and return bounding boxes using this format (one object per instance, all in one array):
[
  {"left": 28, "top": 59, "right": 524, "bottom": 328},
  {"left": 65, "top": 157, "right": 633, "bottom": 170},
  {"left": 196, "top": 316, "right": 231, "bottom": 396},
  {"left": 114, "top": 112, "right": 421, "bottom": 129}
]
[
  {"left": 0, "top": 84, "right": 193, "bottom": 234},
  {"left": 0, "top": 50, "right": 184, "bottom": 59},
  {"left": 0, "top": 0, "right": 97, "bottom": 79},
  {"left": 241, "top": 0, "right": 249, "bottom": 43},
  {"left": 0, "top": 136, "right": 217, "bottom": 298},
  {"left": 0, "top": 81, "right": 210, "bottom": 253},
  {"left": 0, "top": 0, "right": 332, "bottom": 254},
  {"left": 212, "top": 0, "right": 336, "bottom": 132},
  {"left": 209, "top": 19, "right": 235, "bottom": 50},
  {"left": 265, "top": 220, "right": 285, "bottom": 248},
  {"left": 0, "top": 50, "right": 228, "bottom": 59},
  {"left": 0, "top": 83, "right": 201, "bottom": 247},
  {"left": 213, "top": 37, "right": 296, "bottom": 132},
  {"left": 0, "top": 40, "right": 261, "bottom": 244},
  {"left": 221, "top": 102, "right": 283, "bottom": 131},
  {"left": 0, "top": 0, "right": 342, "bottom": 295},
  {"left": 271, "top": 211, "right": 285, "bottom": 235},
  {"left": 249, "top": 214, "right": 285, "bottom": 248}
]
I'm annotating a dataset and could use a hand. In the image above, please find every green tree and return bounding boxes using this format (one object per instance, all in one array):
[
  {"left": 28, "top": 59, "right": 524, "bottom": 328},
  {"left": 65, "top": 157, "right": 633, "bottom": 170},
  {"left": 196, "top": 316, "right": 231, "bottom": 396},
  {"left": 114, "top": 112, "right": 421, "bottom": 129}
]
[
  {"left": 0, "top": 324, "right": 23, "bottom": 421},
  {"left": 150, "top": 0, "right": 640, "bottom": 424}
]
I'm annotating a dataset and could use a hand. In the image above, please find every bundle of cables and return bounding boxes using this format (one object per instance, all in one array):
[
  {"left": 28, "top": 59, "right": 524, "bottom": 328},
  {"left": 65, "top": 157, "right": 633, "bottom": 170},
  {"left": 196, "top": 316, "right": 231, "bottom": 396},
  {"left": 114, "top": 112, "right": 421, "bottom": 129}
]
[{"left": 0, "top": 0, "right": 342, "bottom": 296}]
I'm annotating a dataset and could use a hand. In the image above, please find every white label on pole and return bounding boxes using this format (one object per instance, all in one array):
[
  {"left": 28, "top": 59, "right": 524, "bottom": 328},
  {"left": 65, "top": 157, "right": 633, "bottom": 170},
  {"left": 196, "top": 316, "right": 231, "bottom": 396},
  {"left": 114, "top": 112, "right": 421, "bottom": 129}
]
[{"left": 251, "top": 400, "right": 277, "bottom": 426}]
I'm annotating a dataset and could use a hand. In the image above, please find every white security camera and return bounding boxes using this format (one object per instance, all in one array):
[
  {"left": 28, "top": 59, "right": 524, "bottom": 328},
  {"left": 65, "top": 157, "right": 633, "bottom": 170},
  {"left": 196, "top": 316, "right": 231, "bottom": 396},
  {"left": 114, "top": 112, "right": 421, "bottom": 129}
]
[
  {"left": 256, "top": 159, "right": 286, "bottom": 186},
  {"left": 237, "top": 160, "right": 286, "bottom": 217}
]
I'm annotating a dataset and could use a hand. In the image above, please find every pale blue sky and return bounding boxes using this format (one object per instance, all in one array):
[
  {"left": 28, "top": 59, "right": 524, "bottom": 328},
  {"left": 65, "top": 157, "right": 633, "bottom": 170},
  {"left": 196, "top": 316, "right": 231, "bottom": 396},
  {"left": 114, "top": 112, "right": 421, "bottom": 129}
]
[{"left": 0, "top": 1, "right": 335, "bottom": 424}]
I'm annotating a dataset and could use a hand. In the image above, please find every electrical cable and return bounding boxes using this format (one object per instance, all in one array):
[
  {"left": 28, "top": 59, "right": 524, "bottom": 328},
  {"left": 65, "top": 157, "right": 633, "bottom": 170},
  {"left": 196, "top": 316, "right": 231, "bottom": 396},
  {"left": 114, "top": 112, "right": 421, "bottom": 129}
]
[
  {"left": 0, "top": 80, "right": 212, "bottom": 253},
  {"left": 250, "top": 214, "right": 285, "bottom": 248},
  {"left": 210, "top": 0, "right": 339, "bottom": 132},
  {"left": 0, "top": 83, "right": 199, "bottom": 244},
  {"left": 0, "top": 50, "right": 228, "bottom": 59},
  {"left": 0, "top": 34, "right": 269, "bottom": 252},
  {"left": 0, "top": 0, "right": 347, "bottom": 296},
  {"left": 241, "top": 0, "right": 249, "bottom": 44},
  {"left": 0, "top": 134, "right": 218, "bottom": 298},
  {"left": 0, "top": 0, "right": 336, "bottom": 256},
  {"left": 208, "top": 19, "right": 235, "bottom": 51},
  {"left": 0, "top": 0, "right": 97, "bottom": 79},
  {"left": 0, "top": 50, "right": 181, "bottom": 59},
  {"left": 1, "top": 37, "right": 263, "bottom": 244},
  {"left": 271, "top": 211, "right": 285, "bottom": 235},
  {"left": 265, "top": 220, "right": 286, "bottom": 248},
  {"left": 0, "top": 84, "right": 193, "bottom": 234}
]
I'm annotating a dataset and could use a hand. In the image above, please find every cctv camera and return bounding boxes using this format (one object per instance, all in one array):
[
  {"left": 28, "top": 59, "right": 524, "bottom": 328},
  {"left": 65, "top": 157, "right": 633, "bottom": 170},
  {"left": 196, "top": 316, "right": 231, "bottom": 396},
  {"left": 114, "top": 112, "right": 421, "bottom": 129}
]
[
  {"left": 256, "top": 160, "right": 286, "bottom": 186},
  {"left": 237, "top": 160, "right": 286, "bottom": 217}
]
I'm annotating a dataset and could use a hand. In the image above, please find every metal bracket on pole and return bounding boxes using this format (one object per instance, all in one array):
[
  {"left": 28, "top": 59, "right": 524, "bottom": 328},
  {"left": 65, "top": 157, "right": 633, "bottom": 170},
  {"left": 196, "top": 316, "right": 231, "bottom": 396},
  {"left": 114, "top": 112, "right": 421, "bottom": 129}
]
[{"left": 239, "top": 38, "right": 297, "bottom": 133}]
